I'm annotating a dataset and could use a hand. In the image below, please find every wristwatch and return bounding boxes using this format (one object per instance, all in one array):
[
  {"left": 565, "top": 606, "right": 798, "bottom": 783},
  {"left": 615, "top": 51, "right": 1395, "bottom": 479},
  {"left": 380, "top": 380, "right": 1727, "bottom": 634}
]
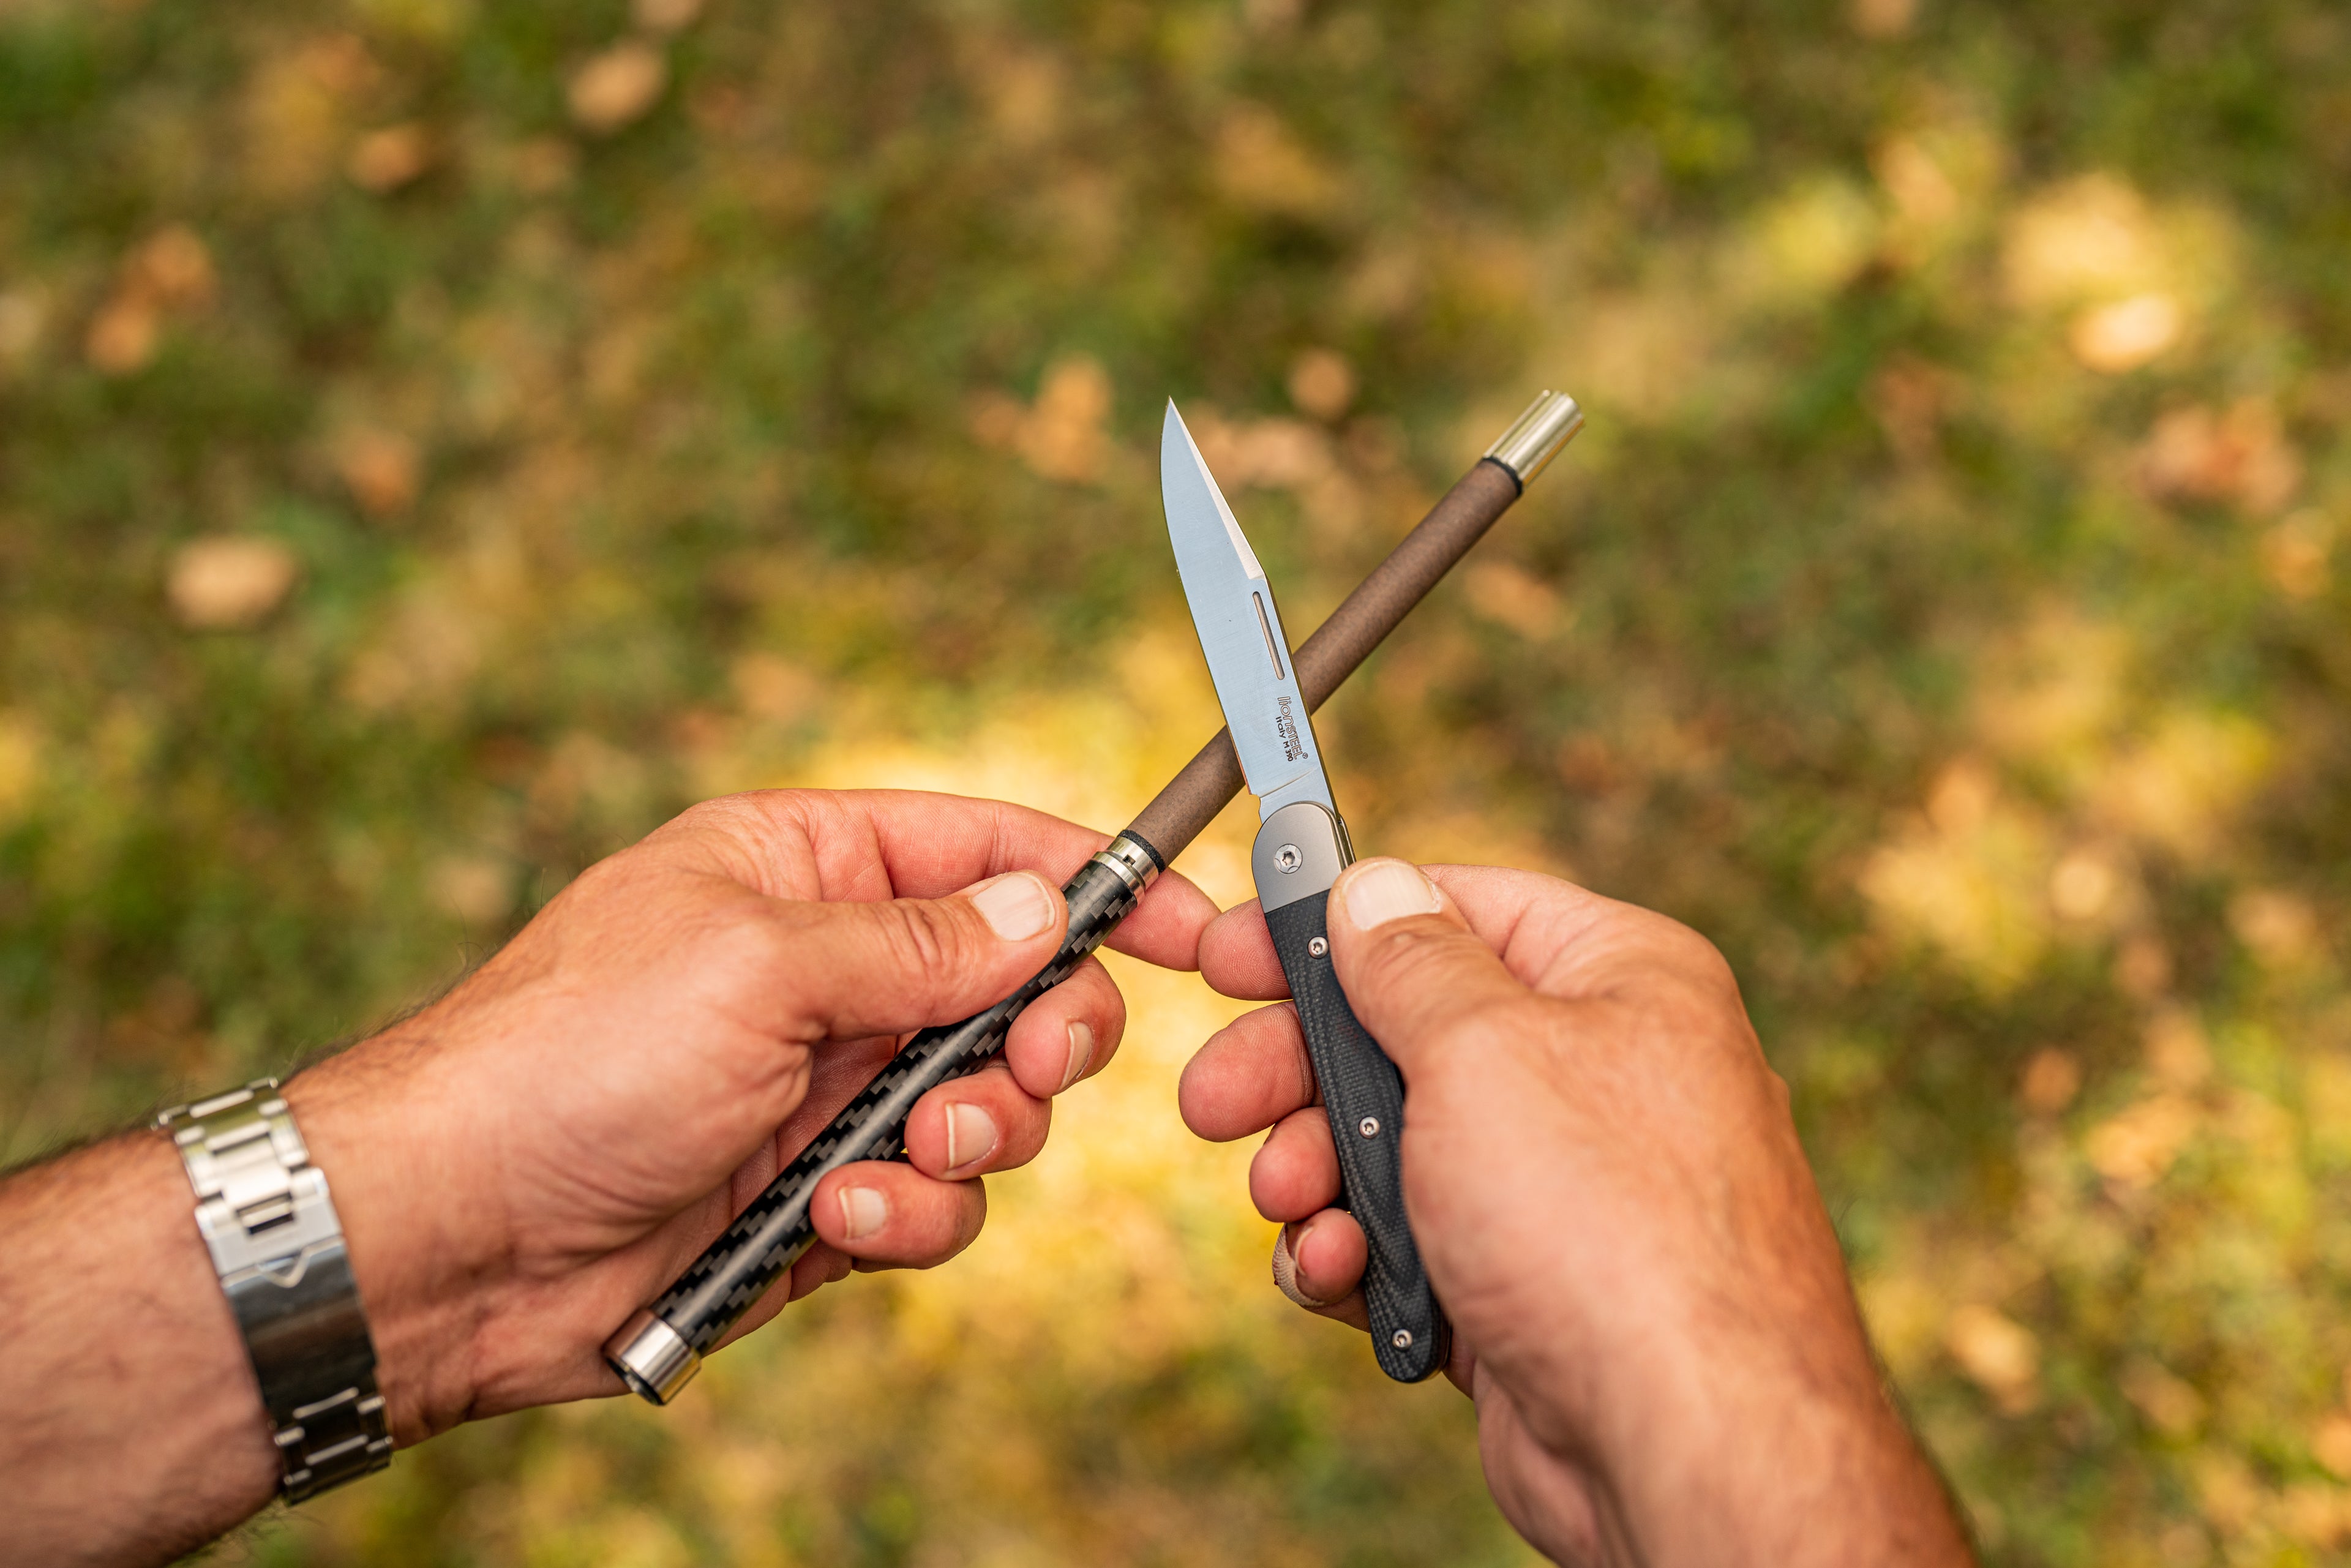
[{"left": 158, "top": 1079, "right": 392, "bottom": 1501}]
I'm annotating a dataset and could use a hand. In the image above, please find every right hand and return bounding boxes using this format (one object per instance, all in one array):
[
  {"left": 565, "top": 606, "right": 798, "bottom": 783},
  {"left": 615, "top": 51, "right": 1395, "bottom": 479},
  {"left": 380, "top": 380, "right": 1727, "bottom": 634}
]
[{"left": 1179, "top": 859, "right": 1973, "bottom": 1567}]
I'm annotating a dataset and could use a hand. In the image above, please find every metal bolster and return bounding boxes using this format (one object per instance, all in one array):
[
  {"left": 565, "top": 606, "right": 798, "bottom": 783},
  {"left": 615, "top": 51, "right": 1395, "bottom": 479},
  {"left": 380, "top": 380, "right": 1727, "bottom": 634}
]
[
  {"left": 606, "top": 1308, "right": 702, "bottom": 1405},
  {"left": 1087, "top": 834, "right": 1161, "bottom": 895},
  {"left": 1483, "top": 391, "right": 1584, "bottom": 489}
]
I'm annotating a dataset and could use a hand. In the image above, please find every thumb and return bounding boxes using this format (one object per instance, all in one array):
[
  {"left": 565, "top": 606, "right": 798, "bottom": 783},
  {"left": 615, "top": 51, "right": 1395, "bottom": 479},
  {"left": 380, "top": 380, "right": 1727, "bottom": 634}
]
[
  {"left": 1324, "top": 858, "right": 1528, "bottom": 1079},
  {"left": 767, "top": 870, "right": 1069, "bottom": 1041}
]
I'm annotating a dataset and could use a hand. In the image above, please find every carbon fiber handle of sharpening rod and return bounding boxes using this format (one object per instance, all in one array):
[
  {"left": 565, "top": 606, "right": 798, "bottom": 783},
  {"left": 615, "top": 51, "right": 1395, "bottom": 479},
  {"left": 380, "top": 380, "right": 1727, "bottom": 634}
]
[{"left": 604, "top": 389, "right": 1583, "bottom": 1405}]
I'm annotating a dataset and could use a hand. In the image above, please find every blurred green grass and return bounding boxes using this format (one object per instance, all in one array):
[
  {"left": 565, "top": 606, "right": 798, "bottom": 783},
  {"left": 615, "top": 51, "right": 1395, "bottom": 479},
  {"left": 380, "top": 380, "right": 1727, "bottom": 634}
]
[{"left": 6, "top": 0, "right": 2351, "bottom": 1562}]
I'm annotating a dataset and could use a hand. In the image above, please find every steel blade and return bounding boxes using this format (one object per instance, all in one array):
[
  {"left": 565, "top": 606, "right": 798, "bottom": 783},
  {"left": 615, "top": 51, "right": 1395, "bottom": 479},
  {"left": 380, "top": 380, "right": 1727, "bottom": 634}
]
[{"left": 1160, "top": 402, "right": 1337, "bottom": 820}]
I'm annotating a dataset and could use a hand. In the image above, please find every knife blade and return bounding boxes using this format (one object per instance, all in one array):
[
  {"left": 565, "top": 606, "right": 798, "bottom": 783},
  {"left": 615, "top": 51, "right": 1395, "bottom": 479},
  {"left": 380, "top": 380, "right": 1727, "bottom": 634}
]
[{"left": 1161, "top": 402, "right": 1449, "bottom": 1383}]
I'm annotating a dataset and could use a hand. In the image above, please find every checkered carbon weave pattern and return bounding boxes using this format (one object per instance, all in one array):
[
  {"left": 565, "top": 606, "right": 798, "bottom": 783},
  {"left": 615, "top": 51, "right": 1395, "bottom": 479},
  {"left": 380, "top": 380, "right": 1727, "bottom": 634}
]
[
  {"left": 648, "top": 858, "right": 1146, "bottom": 1353},
  {"left": 1264, "top": 891, "right": 1450, "bottom": 1382}
]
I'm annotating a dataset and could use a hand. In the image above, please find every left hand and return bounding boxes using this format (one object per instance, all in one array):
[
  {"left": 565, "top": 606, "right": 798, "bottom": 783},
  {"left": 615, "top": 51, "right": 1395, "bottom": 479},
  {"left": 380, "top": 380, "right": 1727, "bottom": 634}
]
[{"left": 291, "top": 788, "right": 1217, "bottom": 1441}]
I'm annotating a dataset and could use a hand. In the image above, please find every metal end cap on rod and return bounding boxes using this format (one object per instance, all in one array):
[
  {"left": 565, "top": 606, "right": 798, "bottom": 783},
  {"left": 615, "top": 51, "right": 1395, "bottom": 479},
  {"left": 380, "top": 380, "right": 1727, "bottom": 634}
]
[
  {"left": 606, "top": 1308, "right": 702, "bottom": 1405},
  {"left": 1483, "top": 391, "right": 1584, "bottom": 488}
]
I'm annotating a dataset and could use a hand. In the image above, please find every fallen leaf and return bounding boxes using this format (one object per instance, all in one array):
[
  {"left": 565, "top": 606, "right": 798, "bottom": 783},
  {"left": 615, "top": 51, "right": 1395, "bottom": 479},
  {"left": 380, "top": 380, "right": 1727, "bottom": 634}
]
[
  {"left": 2260, "top": 509, "right": 2333, "bottom": 599},
  {"left": 1946, "top": 1304, "right": 2040, "bottom": 1412},
  {"left": 85, "top": 296, "right": 159, "bottom": 374},
  {"left": 348, "top": 123, "right": 433, "bottom": 192},
  {"left": 1849, "top": 0, "right": 1916, "bottom": 39},
  {"left": 2085, "top": 1092, "right": 2198, "bottom": 1188},
  {"left": 2019, "top": 1048, "right": 2081, "bottom": 1114},
  {"left": 1286, "top": 348, "right": 1355, "bottom": 422},
  {"left": 632, "top": 0, "right": 703, "bottom": 31},
  {"left": 2069, "top": 291, "right": 2180, "bottom": 373},
  {"left": 569, "top": 42, "right": 668, "bottom": 135},
  {"left": 337, "top": 428, "right": 422, "bottom": 517},
  {"left": 167, "top": 537, "right": 299, "bottom": 629}
]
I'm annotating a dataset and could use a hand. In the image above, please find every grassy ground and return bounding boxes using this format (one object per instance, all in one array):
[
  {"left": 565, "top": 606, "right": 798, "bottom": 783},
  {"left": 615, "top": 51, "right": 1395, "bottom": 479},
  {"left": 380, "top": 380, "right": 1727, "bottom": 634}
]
[{"left": 6, "top": 1, "right": 2351, "bottom": 1562}]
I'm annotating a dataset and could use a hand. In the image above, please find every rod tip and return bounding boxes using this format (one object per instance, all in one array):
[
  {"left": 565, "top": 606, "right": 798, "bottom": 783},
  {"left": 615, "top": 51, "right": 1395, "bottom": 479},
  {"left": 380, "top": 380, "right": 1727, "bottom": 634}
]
[{"left": 1483, "top": 391, "right": 1584, "bottom": 488}]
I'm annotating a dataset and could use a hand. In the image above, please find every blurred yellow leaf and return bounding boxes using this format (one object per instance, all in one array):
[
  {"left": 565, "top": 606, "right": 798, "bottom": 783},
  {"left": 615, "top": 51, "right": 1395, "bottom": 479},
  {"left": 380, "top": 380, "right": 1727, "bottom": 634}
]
[
  {"left": 632, "top": 0, "right": 703, "bottom": 33},
  {"left": 167, "top": 537, "right": 299, "bottom": 629},
  {"left": 0, "top": 711, "right": 40, "bottom": 826},
  {"left": 83, "top": 294, "right": 158, "bottom": 375},
  {"left": 2260, "top": 509, "right": 2334, "bottom": 599},
  {"left": 1286, "top": 347, "right": 1355, "bottom": 422},
  {"left": 2069, "top": 291, "right": 2182, "bottom": 372},
  {"left": 2084, "top": 1092, "right": 2199, "bottom": 1188},
  {"left": 2092, "top": 708, "right": 2274, "bottom": 860},
  {"left": 2314, "top": 1412, "right": 2351, "bottom": 1479},
  {"left": 2004, "top": 174, "right": 2164, "bottom": 308},
  {"left": 336, "top": 427, "right": 422, "bottom": 517},
  {"left": 2020, "top": 1048, "right": 2082, "bottom": 1114},
  {"left": 1848, "top": 0, "right": 1917, "bottom": 39},
  {"left": 1946, "top": 1303, "right": 2040, "bottom": 1412},
  {"left": 2135, "top": 399, "right": 2302, "bottom": 515},
  {"left": 2119, "top": 1356, "right": 2205, "bottom": 1436},
  {"left": 2229, "top": 888, "right": 2320, "bottom": 968},
  {"left": 1860, "top": 762, "right": 2054, "bottom": 992},
  {"left": 245, "top": 36, "right": 378, "bottom": 197},
  {"left": 1214, "top": 103, "right": 1341, "bottom": 218},
  {"left": 428, "top": 853, "right": 513, "bottom": 925},
  {"left": 347, "top": 122, "right": 433, "bottom": 192},
  {"left": 1462, "top": 561, "right": 1565, "bottom": 640},
  {"left": 569, "top": 41, "right": 668, "bottom": 135},
  {"left": 1016, "top": 356, "right": 1113, "bottom": 483},
  {"left": 1745, "top": 176, "right": 1880, "bottom": 301}
]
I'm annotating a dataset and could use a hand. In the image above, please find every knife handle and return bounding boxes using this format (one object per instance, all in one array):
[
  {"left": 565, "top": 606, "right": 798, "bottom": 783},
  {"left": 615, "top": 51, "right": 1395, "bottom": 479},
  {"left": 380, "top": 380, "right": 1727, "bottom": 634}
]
[
  {"left": 1254, "top": 805, "right": 1450, "bottom": 1383},
  {"left": 601, "top": 834, "right": 1163, "bottom": 1405}
]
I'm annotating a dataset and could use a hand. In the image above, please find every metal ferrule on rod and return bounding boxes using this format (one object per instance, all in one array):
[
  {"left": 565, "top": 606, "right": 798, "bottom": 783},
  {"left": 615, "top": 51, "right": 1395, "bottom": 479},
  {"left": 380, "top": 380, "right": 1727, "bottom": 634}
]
[
  {"left": 607, "top": 1307, "right": 700, "bottom": 1404},
  {"left": 1483, "top": 391, "right": 1583, "bottom": 489}
]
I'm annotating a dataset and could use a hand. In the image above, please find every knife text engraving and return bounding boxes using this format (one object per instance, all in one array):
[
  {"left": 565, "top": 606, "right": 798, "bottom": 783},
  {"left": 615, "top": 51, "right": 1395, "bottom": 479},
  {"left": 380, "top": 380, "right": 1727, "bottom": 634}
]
[{"left": 1276, "top": 694, "right": 1305, "bottom": 763}]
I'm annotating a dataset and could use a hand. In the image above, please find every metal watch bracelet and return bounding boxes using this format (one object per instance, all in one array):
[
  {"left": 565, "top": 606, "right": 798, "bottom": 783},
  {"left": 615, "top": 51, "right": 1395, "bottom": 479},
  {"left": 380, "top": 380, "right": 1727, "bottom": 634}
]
[{"left": 158, "top": 1079, "right": 392, "bottom": 1502}]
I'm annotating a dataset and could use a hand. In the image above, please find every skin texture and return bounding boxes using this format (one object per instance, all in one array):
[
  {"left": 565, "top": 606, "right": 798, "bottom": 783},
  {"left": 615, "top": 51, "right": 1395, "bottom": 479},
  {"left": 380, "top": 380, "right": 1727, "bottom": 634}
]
[
  {"left": 0, "top": 789, "right": 1218, "bottom": 1568},
  {"left": 1180, "top": 858, "right": 1976, "bottom": 1568}
]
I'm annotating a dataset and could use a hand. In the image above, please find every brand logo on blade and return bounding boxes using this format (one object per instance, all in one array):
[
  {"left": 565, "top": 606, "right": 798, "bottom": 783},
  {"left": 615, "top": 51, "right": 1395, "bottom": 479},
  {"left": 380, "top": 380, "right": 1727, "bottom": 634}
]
[{"left": 1275, "top": 694, "right": 1305, "bottom": 763}]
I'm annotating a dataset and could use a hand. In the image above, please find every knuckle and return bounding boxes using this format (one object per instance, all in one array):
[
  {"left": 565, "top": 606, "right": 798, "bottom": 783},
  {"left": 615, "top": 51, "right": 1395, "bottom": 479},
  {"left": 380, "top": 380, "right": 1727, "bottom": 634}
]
[{"left": 876, "top": 895, "right": 970, "bottom": 977}]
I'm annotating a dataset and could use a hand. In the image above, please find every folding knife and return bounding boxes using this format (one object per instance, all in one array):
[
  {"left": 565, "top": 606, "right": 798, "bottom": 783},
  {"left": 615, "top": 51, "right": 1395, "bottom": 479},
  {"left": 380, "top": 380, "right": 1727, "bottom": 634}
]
[{"left": 1161, "top": 402, "right": 1450, "bottom": 1383}]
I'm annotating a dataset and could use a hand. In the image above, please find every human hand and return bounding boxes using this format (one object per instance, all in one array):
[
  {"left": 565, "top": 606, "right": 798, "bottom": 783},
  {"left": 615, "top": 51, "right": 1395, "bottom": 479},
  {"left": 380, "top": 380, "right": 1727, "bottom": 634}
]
[
  {"left": 294, "top": 789, "right": 1218, "bottom": 1443},
  {"left": 1179, "top": 860, "right": 1970, "bottom": 1567}
]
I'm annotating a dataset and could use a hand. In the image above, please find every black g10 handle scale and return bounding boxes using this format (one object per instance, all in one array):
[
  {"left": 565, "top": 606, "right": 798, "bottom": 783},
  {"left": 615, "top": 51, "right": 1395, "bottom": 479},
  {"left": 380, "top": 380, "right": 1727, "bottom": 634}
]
[
  {"left": 1255, "top": 800, "right": 1450, "bottom": 1382},
  {"left": 603, "top": 389, "right": 1583, "bottom": 1403}
]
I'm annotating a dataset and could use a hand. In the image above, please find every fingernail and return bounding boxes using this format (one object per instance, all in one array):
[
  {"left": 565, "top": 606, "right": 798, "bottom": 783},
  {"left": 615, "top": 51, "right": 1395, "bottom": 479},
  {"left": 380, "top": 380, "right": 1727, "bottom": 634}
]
[
  {"left": 944, "top": 1101, "right": 999, "bottom": 1172},
  {"left": 970, "top": 871, "right": 1056, "bottom": 941},
  {"left": 1341, "top": 858, "right": 1441, "bottom": 930},
  {"left": 1059, "top": 1021, "right": 1094, "bottom": 1093},
  {"left": 1272, "top": 1220, "right": 1333, "bottom": 1308},
  {"left": 839, "top": 1185, "right": 888, "bottom": 1240}
]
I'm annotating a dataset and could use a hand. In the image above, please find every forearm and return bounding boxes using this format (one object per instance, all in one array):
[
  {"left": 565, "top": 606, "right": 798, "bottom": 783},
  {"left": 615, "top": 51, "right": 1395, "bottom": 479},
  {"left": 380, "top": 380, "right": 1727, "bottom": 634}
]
[
  {"left": 1616, "top": 1348, "right": 1970, "bottom": 1567},
  {"left": 0, "top": 1133, "right": 280, "bottom": 1567},
  {"left": 1583, "top": 1248, "right": 1974, "bottom": 1568}
]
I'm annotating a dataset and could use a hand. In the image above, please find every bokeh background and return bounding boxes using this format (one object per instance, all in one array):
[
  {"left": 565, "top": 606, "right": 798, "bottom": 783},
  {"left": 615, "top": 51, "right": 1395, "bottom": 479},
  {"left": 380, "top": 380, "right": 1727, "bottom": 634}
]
[{"left": 4, "top": 0, "right": 2350, "bottom": 1561}]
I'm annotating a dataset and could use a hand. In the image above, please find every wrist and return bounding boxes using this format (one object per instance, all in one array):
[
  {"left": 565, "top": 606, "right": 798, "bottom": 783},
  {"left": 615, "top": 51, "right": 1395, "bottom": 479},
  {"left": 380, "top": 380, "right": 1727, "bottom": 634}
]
[{"left": 285, "top": 1045, "right": 496, "bottom": 1444}]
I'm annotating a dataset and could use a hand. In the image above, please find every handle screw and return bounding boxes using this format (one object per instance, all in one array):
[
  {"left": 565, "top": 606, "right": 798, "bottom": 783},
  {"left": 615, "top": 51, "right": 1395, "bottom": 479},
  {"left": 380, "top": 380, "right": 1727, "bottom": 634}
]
[
  {"left": 1308, "top": 936, "right": 1328, "bottom": 956},
  {"left": 1358, "top": 1116, "right": 1379, "bottom": 1138},
  {"left": 1392, "top": 1329, "right": 1413, "bottom": 1349},
  {"left": 1274, "top": 844, "right": 1302, "bottom": 872}
]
